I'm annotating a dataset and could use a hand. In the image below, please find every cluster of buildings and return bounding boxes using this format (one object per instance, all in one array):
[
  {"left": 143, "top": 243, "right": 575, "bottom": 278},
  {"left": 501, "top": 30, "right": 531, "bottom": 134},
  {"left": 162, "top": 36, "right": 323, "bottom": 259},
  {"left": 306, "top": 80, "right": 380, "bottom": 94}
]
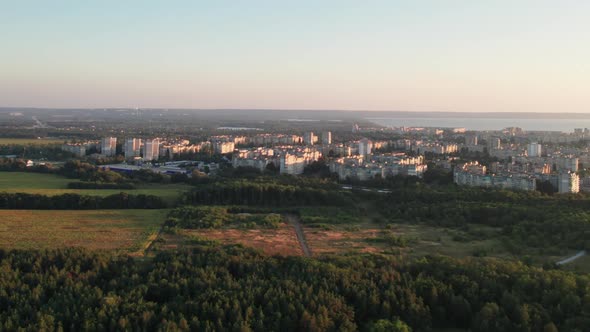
[
  {"left": 232, "top": 146, "right": 322, "bottom": 175},
  {"left": 429, "top": 130, "right": 590, "bottom": 194},
  {"left": 453, "top": 162, "right": 538, "bottom": 192},
  {"left": 99, "top": 160, "right": 219, "bottom": 176},
  {"left": 247, "top": 134, "right": 300, "bottom": 146},
  {"left": 61, "top": 142, "right": 91, "bottom": 157},
  {"left": 329, "top": 154, "right": 427, "bottom": 181},
  {"left": 62, "top": 137, "right": 215, "bottom": 162},
  {"left": 454, "top": 161, "right": 580, "bottom": 193},
  {"left": 56, "top": 125, "right": 590, "bottom": 194},
  {"left": 210, "top": 131, "right": 331, "bottom": 149},
  {"left": 231, "top": 131, "right": 419, "bottom": 177}
]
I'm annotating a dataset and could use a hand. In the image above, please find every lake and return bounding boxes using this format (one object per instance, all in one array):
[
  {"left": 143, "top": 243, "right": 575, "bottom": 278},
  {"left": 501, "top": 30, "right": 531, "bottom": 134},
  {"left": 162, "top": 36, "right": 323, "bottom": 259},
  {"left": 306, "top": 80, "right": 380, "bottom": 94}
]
[{"left": 366, "top": 117, "right": 590, "bottom": 132}]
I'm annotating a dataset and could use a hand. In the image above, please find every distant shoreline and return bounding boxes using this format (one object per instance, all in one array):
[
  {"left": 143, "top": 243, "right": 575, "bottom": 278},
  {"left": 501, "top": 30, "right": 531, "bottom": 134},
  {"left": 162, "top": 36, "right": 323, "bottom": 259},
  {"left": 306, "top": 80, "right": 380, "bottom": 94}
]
[{"left": 1, "top": 107, "right": 590, "bottom": 119}]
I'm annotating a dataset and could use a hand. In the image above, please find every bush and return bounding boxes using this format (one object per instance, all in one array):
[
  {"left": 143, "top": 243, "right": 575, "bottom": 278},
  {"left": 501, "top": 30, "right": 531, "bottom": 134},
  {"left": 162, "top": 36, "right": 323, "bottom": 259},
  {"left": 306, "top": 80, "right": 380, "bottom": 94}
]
[{"left": 166, "top": 206, "right": 283, "bottom": 229}]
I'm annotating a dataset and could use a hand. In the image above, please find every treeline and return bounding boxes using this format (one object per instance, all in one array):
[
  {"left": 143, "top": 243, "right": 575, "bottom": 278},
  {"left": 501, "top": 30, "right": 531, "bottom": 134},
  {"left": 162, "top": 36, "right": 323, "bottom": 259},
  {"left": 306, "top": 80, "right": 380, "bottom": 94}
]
[
  {"left": 0, "top": 159, "right": 131, "bottom": 184},
  {"left": 182, "top": 181, "right": 353, "bottom": 207},
  {"left": 0, "top": 158, "right": 53, "bottom": 173},
  {"left": 0, "top": 145, "right": 74, "bottom": 160},
  {"left": 0, "top": 192, "right": 166, "bottom": 209},
  {"left": 66, "top": 182, "right": 136, "bottom": 190},
  {"left": 0, "top": 247, "right": 587, "bottom": 331}
]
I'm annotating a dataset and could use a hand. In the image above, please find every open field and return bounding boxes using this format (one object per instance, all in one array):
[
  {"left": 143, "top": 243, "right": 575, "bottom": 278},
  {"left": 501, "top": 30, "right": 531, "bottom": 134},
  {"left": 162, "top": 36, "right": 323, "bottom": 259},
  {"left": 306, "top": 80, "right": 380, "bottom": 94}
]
[
  {"left": 0, "top": 172, "right": 190, "bottom": 205},
  {"left": 304, "top": 222, "right": 579, "bottom": 269},
  {"left": 305, "top": 227, "right": 383, "bottom": 255},
  {"left": 0, "top": 209, "right": 167, "bottom": 252},
  {"left": 0, "top": 138, "right": 63, "bottom": 145},
  {"left": 159, "top": 215, "right": 551, "bottom": 261},
  {"left": 164, "top": 223, "right": 304, "bottom": 256},
  {"left": 148, "top": 202, "right": 586, "bottom": 271}
]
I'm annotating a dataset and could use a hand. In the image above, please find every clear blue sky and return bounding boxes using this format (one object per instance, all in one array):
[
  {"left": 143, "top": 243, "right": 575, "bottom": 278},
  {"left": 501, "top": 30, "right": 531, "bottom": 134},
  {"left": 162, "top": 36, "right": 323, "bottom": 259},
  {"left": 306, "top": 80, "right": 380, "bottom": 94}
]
[{"left": 1, "top": 1, "right": 589, "bottom": 112}]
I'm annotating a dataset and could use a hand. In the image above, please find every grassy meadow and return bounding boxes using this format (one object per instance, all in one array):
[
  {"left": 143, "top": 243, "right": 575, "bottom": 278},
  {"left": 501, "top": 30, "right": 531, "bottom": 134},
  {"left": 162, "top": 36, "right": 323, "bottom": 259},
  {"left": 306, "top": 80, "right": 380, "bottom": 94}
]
[
  {"left": 0, "top": 209, "right": 167, "bottom": 253},
  {"left": 0, "top": 171, "right": 190, "bottom": 205}
]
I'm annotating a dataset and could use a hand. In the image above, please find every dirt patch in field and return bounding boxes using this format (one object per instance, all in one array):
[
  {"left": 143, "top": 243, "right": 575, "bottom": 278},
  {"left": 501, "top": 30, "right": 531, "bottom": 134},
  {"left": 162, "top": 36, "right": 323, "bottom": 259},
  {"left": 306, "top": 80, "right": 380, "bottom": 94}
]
[
  {"left": 183, "top": 223, "right": 303, "bottom": 256},
  {"left": 305, "top": 228, "right": 382, "bottom": 256}
]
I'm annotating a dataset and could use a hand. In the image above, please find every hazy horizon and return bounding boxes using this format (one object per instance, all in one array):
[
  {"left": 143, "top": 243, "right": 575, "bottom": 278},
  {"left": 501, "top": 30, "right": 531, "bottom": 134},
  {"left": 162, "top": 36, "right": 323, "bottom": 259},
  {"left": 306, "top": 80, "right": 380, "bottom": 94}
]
[{"left": 2, "top": 1, "right": 589, "bottom": 112}]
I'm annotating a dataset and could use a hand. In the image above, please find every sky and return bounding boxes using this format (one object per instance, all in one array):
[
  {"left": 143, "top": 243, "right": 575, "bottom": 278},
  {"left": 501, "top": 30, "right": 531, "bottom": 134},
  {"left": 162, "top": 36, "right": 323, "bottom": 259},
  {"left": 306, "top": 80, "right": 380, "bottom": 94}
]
[{"left": 1, "top": 1, "right": 589, "bottom": 112}]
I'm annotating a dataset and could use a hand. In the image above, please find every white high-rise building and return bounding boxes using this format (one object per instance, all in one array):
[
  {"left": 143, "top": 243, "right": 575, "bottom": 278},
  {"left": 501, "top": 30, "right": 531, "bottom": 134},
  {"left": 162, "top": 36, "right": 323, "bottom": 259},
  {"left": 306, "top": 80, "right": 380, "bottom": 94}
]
[
  {"left": 143, "top": 138, "right": 160, "bottom": 161},
  {"left": 124, "top": 138, "right": 141, "bottom": 159},
  {"left": 303, "top": 132, "right": 316, "bottom": 145},
  {"left": 101, "top": 137, "right": 117, "bottom": 157},
  {"left": 558, "top": 172, "right": 580, "bottom": 194},
  {"left": 527, "top": 142, "right": 542, "bottom": 157},
  {"left": 280, "top": 154, "right": 307, "bottom": 175},
  {"left": 321, "top": 131, "right": 332, "bottom": 145},
  {"left": 488, "top": 137, "right": 501, "bottom": 150},
  {"left": 213, "top": 141, "right": 235, "bottom": 154},
  {"left": 358, "top": 138, "right": 372, "bottom": 157},
  {"left": 465, "top": 134, "right": 478, "bottom": 146},
  {"left": 558, "top": 156, "right": 579, "bottom": 172}
]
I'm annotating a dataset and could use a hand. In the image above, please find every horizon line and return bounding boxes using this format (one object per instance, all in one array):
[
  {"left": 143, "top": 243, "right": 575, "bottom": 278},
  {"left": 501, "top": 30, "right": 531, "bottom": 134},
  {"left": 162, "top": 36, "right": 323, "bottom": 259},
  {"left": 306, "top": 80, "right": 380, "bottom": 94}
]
[{"left": 2, "top": 106, "right": 590, "bottom": 115}]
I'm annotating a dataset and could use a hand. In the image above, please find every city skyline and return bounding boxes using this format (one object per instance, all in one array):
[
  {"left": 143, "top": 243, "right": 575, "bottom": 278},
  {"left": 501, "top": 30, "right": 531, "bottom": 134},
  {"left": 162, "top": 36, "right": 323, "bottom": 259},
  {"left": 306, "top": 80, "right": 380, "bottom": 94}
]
[{"left": 1, "top": 1, "right": 589, "bottom": 113}]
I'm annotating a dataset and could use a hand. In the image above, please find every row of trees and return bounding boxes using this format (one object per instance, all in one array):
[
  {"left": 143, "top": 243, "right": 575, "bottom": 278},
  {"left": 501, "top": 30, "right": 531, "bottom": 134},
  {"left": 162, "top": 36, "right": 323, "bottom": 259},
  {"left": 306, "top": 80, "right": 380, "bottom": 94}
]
[
  {"left": 0, "top": 158, "right": 53, "bottom": 173},
  {"left": 0, "top": 192, "right": 166, "bottom": 209},
  {"left": 182, "top": 181, "right": 353, "bottom": 207},
  {"left": 0, "top": 246, "right": 587, "bottom": 331},
  {"left": 66, "top": 182, "right": 136, "bottom": 190},
  {"left": 0, "top": 145, "right": 74, "bottom": 160}
]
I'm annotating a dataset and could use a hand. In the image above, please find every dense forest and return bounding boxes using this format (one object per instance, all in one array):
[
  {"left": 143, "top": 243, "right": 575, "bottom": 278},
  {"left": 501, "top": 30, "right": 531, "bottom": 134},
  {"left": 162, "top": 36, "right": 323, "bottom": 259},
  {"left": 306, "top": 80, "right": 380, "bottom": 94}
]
[
  {"left": 379, "top": 186, "right": 590, "bottom": 251},
  {"left": 0, "top": 245, "right": 588, "bottom": 331}
]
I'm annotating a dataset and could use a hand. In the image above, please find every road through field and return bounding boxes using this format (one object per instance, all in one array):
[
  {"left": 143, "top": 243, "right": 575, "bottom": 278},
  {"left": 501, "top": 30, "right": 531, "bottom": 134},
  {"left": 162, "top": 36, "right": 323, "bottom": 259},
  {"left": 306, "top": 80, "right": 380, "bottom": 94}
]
[{"left": 284, "top": 214, "right": 311, "bottom": 257}]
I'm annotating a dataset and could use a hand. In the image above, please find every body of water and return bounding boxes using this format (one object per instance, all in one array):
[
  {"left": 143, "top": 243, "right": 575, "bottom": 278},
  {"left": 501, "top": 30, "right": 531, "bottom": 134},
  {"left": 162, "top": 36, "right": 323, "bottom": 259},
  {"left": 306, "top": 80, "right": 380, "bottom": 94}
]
[{"left": 366, "top": 117, "right": 590, "bottom": 132}]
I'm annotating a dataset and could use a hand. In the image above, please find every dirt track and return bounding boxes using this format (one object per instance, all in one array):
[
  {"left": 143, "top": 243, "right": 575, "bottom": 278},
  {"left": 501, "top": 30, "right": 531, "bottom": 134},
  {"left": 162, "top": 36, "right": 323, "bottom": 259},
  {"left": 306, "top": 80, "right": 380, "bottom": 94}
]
[{"left": 284, "top": 214, "right": 311, "bottom": 257}]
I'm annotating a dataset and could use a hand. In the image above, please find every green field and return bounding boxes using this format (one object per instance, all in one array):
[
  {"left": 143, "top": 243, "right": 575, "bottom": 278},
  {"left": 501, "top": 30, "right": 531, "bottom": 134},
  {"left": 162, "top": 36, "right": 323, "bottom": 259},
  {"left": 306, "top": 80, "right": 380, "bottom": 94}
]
[
  {"left": 0, "top": 171, "right": 191, "bottom": 205},
  {"left": 0, "top": 209, "right": 167, "bottom": 253},
  {"left": 0, "top": 138, "right": 63, "bottom": 145}
]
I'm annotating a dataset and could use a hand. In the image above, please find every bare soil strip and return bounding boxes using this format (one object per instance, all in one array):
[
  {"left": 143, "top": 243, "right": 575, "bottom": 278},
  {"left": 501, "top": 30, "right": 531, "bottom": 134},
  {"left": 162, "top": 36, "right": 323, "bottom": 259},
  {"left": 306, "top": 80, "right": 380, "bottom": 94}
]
[{"left": 284, "top": 214, "right": 312, "bottom": 257}]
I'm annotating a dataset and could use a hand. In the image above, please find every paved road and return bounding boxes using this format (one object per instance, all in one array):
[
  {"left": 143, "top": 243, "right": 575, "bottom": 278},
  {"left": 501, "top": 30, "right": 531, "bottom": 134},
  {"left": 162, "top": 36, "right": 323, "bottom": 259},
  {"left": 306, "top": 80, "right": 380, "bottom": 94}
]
[
  {"left": 556, "top": 250, "right": 586, "bottom": 265},
  {"left": 284, "top": 214, "right": 312, "bottom": 257}
]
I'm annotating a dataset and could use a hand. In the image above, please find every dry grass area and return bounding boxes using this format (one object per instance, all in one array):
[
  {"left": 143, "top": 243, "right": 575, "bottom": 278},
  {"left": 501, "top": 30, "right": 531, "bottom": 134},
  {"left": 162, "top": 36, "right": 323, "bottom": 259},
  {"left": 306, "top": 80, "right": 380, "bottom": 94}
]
[
  {"left": 304, "top": 223, "right": 508, "bottom": 259},
  {"left": 158, "top": 218, "right": 586, "bottom": 273},
  {"left": 0, "top": 209, "right": 166, "bottom": 252},
  {"left": 181, "top": 223, "right": 303, "bottom": 256},
  {"left": 305, "top": 228, "right": 383, "bottom": 256}
]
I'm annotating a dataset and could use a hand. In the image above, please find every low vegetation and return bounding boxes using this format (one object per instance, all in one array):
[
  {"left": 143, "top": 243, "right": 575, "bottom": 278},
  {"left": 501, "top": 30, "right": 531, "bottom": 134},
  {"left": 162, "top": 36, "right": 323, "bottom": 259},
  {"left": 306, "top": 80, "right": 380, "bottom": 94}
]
[{"left": 165, "top": 206, "right": 282, "bottom": 229}]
